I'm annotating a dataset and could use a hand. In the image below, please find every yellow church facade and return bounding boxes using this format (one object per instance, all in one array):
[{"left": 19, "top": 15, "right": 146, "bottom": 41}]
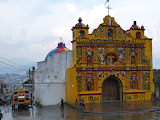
[{"left": 66, "top": 15, "right": 153, "bottom": 104}]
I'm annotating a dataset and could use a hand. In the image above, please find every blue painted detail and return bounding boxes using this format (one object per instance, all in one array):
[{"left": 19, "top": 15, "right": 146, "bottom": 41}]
[
  {"left": 134, "top": 25, "right": 138, "bottom": 29},
  {"left": 77, "top": 23, "right": 82, "bottom": 27},
  {"left": 45, "top": 48, "right": 58, "bottom": 61}
]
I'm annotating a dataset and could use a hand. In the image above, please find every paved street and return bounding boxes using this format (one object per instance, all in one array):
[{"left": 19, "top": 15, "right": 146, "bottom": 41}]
[{"left": 1, "top": 100, "right": 160, "bottom": 120}]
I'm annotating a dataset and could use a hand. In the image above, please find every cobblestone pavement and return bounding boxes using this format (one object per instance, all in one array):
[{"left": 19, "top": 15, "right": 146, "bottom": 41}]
[{"left": 0, "top": 100, "right": 160, "bottom": 120}]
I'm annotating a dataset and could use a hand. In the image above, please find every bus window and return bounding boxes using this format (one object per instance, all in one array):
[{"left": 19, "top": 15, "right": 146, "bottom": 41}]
[
  {"left": 25, "top": 94, "right": 29, "bottom": 97},
  {"left": 14, "top": 92, "right": 17, "bottom": 94},
  {"left": 18, "top": 94, "right": 25, "bottom": 98},
  {"left": 14, "top": 95, "right": 18, "bottom": 99},
  {"left": 25, "top": 91, "right": 29, "bottom": 93}
]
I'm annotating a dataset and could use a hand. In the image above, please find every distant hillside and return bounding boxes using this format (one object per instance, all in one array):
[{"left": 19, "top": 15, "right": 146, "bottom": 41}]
[
  {"left": 0, "top": 58, "right": 37, "bottom": 75},
  {"left": 0, "top": 73, "right": 27, "bottom": 84}
]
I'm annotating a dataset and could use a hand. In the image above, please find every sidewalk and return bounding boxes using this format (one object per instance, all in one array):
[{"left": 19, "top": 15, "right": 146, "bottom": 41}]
[{"left": 68, "top": 100, "right": 160, "bottom": 114}]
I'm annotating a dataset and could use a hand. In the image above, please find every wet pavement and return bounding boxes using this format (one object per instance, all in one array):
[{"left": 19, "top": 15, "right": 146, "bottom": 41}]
[
  {"left": 70, "top": 100, "right": 160, "bottom": 114},
  {"left": 1, "top": 100, "right": 160, "bottom": 120}
]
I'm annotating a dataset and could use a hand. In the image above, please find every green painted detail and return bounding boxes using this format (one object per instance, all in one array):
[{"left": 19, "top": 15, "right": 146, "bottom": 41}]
[
  {"left": 142, "top": 72, "right": 150, "bottom": 90},
  {"left": 141, "top": 48, "right": 150, "bottom": 65},
  {"left": 98, "top": 56, "right": 101, "bottom": 65},
  {"left": 76, "top": 48, "right": 82, "bottom": 65},
  {"left": 76, "top": 75, "right": 82, "bottom": 92}
]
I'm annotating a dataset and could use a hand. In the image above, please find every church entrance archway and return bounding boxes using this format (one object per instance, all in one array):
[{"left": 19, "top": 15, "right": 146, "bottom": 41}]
[{"left": 102, "top": 76, "right": 120, "bottom": 101}]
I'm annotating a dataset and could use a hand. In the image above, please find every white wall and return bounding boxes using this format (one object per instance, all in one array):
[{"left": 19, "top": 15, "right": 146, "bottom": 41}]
[{"left": 34, "top": 50, "right": 72, "bottom": 106}]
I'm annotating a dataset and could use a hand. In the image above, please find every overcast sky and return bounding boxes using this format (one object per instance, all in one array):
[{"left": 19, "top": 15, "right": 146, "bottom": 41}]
[{"left": 0, "top": 0, "right": 159, "bottom": 74}]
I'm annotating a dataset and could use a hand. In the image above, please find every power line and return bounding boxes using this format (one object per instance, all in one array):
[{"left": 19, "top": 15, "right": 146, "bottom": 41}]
[
  {"left": 0, "top": 56, "right": 27, "bottom": 68},
  {"left": 0, "top": 61, "right": 27, "bottom": 70}
]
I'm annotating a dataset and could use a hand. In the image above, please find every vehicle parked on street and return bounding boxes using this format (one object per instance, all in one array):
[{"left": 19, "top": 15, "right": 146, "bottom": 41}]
[{"left": 12, "top": 90, "right": 31, "bottom": 109}]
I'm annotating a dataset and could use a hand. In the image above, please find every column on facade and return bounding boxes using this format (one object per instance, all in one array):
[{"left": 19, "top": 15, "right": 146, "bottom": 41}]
[
  {"left": 93, "top": 71, "right": 98, "bottom": 91},
  {"left": 81, "top": 71, "right": 87, "bottom": 91},
  {"left": 81, "top": 47, "right": 87, "bottom": 63},
  {"left": 137, "top": 71, "right": 142, "bottom": 90},
  {"left": 126, "top": 71, "right": 130, "bottom": 90},
  {"left": 93, "top": 47, "right": 99, "bottom": 64}
]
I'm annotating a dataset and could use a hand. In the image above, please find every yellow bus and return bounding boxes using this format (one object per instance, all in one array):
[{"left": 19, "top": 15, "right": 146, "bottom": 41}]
[{"left": 12, "top": 90, "right": 31, "bottom": 109}]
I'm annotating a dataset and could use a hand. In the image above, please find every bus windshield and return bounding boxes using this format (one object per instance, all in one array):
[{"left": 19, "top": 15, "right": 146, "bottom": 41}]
[{"left": 18, "top": 94, "right": 25, "bottom": 98}]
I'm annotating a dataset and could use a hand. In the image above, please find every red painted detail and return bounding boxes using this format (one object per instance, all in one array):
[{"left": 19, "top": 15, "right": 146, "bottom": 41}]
[
  {"left": 76, "top": 46, "right": 145, "bottom": 48},
  {"left": 79, "top": 93, "right": 102, "bottom": 95},
  {"left": 71, "top": 40, "right": 76, "bottom": 43},
  {"left": 126, "top": 29, "right": 145, "bottom": 32},
  {"left": 124, "top": 92, "right": 146, "bottom": 94},
  {"left": 80, "top": 63, "right": 99, "bottom": 64},
  {"left": 76, "top": 70, "right": 150, "bottom": 71},
  {"left": 146, "top": 91, "right": 151, "bottom": 92},
  {"left": 55, "top": 48, "right": 65, "bottom": 53},
  {"left": 144, "top": 38, "right": 152, "bottom": 40},
  {"left": 101, "top": 25, "right": 119, "bottom": 27},
  {"left": 71, "top": 27, "right": 89, "bottom": 31}
]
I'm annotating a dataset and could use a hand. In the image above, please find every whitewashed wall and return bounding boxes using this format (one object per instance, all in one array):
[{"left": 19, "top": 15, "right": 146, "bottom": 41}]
[{"left": 34, "top": 50, "right": 72, "bottom": 106}]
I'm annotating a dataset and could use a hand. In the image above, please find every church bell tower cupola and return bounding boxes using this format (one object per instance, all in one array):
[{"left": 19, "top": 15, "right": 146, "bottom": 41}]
[
  {"left": 126, "top": 21, "right": 146, "bottom": 39},
  {"left": 71, "top": 17, "right": 89, "bottom": 40}
]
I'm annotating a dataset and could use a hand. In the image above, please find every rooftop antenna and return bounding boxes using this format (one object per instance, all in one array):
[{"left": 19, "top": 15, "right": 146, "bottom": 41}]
[{"left": 104, "top": 0, "right": 111, "bottom": 16}]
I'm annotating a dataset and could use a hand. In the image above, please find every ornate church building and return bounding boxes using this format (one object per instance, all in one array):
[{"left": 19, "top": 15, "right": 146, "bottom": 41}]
[{"left": 66, "top": 15, "right": 153, "bottom": 104}]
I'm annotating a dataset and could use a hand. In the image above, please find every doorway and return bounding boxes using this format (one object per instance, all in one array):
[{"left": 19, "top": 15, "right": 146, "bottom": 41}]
[{"left": 102, "top": 76, "right": 120, "bottom": 101}]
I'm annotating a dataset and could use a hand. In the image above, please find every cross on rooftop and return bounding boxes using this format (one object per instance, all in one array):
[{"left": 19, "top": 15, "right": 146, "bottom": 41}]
[
  {"left": 59, "top": 37, "right": 63, "bottom": 42},
  {"left": 104, "top": 0, "right": 112, "bottom": 16}
]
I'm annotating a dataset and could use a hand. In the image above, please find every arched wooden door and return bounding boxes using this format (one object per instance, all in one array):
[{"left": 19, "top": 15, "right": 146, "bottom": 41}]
[{"left": 102, "top": 77, "right": 120, "bottom": 101}]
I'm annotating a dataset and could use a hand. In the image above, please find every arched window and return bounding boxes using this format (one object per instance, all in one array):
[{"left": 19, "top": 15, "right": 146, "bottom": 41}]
[
  {"left": 79, "top": 30, "right": 85, "bottom": 38},
  {"left": 136, "top": 32, "right": 141, "bottom": 39},
  {"left": 108, "top": 29, "right": 113, "bottom": 38}
]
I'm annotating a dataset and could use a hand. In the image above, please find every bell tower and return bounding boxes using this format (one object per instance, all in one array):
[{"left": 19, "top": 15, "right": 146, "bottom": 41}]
[{"left": 71, "top": 17, "right": 89, "bottom": 63}]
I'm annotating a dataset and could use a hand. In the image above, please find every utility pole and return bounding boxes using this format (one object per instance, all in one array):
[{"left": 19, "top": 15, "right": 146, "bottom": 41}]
[{"left": 31, "top": 66, "right": 35, "bottom": 108}]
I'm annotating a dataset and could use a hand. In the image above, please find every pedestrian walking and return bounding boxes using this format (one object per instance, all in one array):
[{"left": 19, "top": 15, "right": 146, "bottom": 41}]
[
  {"left": 0, "top": 110, "right": 3, "bottom": 120},
  {"left": 80, "top": 99, "right": 83, "bottom": 109},
  {"left": 82, "top": 98, "right": 85, "bottom": 109},
  {"left": 60, "top": 98, "right": 64, "bottom": 109},
  {"left": 75, "top": 99, "right": 78, "bottom": 107}
]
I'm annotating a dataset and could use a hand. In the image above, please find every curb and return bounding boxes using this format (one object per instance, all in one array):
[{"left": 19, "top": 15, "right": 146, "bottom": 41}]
[{"left": 66, "top": 103, "right": 160, "bottom": 115}]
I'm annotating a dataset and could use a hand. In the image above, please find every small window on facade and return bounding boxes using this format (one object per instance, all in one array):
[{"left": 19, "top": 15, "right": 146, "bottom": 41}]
[
  {"left": 108, "top": 29, "right": 113, "bottom": 38},
  {"left": 79, "top": 30, "right": 85, "bottom": 38},
  {"left": 136, "top": 32, "right": 141, "bottom": 39}
]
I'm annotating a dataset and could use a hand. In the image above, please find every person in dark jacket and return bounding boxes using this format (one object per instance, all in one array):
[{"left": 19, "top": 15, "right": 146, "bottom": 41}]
[
  {"left": 60, "top": 98, "right": 64, "bottom": 109},
  {"left": 0, "top": 110, "right": 3, "bottom": 120}
]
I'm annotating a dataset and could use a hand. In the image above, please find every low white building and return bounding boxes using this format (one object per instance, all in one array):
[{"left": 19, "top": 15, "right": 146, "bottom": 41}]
[{"left": 34, "top": 42, "right": 72, "bottom": 106}]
